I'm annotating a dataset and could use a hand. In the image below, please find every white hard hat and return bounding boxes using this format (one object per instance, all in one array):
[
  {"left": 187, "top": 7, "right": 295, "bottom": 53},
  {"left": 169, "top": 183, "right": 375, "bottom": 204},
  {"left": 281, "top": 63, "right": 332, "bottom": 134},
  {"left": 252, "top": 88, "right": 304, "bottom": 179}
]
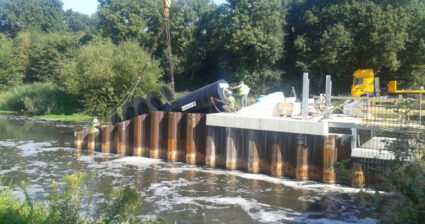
[{"left": 93, "top": 118, "right": 99, "bottom": 123}]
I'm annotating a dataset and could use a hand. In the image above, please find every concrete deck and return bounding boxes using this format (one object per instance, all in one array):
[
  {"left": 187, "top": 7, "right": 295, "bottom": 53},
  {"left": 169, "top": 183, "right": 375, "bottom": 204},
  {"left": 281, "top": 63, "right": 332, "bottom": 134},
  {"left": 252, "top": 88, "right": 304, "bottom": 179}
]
[{"left": 206, "top": 113, "right": 329, "bottom": 136}]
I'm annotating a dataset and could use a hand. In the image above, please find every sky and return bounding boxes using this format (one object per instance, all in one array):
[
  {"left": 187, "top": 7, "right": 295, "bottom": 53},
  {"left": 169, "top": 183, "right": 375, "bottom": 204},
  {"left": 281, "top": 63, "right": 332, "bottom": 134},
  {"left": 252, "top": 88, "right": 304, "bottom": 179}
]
[{"left": 62, "top": 0, "right": 227, "bottom": 16}]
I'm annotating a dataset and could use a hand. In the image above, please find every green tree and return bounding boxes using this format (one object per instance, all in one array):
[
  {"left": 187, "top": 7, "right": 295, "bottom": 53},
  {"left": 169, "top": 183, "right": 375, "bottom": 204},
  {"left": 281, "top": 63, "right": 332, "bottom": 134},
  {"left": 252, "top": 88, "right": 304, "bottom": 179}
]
[
  {"left": 98, "top": 0, "right": 159, "bottom": 43},
  {"left": 13, "top": 32, "right": 32, "bottom": 75},
  {"left": 0, "top": 0, "right": 65, "bottom": 37},
  {"left": 59, "top": 39, "right": 162, "bottom": 116},
  {"left": 0, "top": 36, "right": 23, "bottom": 92},
  {"left": 285, "top": 0, "right": 425, "bottom": 93},
  {"left": 64, "top": 9, "right": 96, "bottom": 33},
  {"left": 164, "top": 0, "right": 217, "bottom": 88},
  {"left": 214, "top": 0, "right": 287, "bottom": 93},
  {"left": 25, "top": 32, "right": 80, "bottom": 83},
  {"left": 222, "top": 0, "right": 285, "bottom": 72},
  {"left": 396, "top": 1, "right": 425, "bottom": 88}
]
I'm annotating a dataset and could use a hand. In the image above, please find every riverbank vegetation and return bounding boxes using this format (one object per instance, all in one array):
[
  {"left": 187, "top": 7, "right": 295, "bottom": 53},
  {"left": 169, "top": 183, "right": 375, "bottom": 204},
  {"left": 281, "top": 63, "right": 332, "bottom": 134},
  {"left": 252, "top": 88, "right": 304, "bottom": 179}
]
[
  {"left": 0, "top": 0, "right": 425, "bottom": 117},
  {"left": 374, "top": 132, "right": 425, "bottom": 223},
  {"left": 34, "top": 114, "right": 94, "bottom": 122},
  {"left": 0, "top": 172, "right": 162, "bottom": 224}
]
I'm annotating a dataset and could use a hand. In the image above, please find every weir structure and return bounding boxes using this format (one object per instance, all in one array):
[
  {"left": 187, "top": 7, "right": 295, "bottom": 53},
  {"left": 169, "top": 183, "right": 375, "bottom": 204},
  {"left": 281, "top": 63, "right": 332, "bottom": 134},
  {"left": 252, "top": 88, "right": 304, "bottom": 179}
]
[
  {"left": 74, "top": 111, "right": 369, "bottom": 187},
  {"left": 75, "top": 72, "right": 425, "bottom": 188}
]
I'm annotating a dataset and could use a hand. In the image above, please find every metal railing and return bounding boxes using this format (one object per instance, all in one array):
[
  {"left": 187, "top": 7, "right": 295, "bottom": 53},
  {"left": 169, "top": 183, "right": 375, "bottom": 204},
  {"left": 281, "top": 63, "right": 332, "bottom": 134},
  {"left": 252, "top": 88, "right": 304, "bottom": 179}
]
[{"left": 350, "top": 94, "right": 424, "bottom": 173}]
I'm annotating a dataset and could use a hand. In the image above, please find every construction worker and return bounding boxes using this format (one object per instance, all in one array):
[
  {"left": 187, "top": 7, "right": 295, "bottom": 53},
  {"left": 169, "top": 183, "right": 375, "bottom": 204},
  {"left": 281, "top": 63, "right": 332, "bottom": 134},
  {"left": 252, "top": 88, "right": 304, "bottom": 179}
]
[
  {"left": 232, "top": 81, "right": 250, "bottom": 107},
  {"left": 223, "top": 89, "right": 236, "bottom": 112},
  {"left": 91, "top": 118, "right": 100, "bottom": 133}
]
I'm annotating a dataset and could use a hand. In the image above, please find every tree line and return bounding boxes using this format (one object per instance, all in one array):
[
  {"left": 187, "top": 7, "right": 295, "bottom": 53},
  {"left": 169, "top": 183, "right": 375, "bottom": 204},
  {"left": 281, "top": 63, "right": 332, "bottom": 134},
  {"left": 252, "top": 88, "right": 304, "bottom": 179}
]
[{"left": 1, "top": 0, "right": 425, "bottom": 115}]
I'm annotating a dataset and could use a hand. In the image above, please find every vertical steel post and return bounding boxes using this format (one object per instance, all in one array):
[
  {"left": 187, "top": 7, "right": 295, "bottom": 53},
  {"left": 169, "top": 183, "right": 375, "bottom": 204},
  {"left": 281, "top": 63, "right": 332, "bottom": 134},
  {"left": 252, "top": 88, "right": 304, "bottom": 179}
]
[
  {"left": 247, "top": 130, "right": 259, "bottom": 173},
  {"left": 186, "top": 114, "right": 196, "bottom": 164},
  {"left": 419, "top": 86, "right": 424, "bottom": 125},
  {"left": 322, "top": 135, "right": 337, "bottom": 183},
  {"left": 74, "top": 130, "right": 86, "bottom": 149},
  {"left": 87, "top": 132, "right": 98, "bottom": 151},
  {"left": 351, "top": 162, "right": 365, "bottom": 187},
  {"left": 133, "top": 115, "right": 145, "bottom": 156},
  {"left": 325, "top": 75, "right": 332, "bottom": 107},
  {"left": 374, "top": 77, "right": 380, "bottom": 97},
  {"left": 270, "top": 133, "right": 283, "bottom": 176},
  {"left": 225, "top": 128, "right": 237, "bottom": 170},
  {"left": 149, "top": 112, "right": 160, "bottom": 158},
  {"left": 167, "top": 112, "right": 178, "bottom": 162},
  {"left": 117, "top": 121, "right": 128, "bottom": 155},
  {"left": 302, "top": 72, "right": 310, "bottom": 120},
  {"left": 351, "top": 128, "right": 357, "bottom": 151},
  {"left": 101, "top": 126, "right": 113, "bottom": 153},
  {"left": 206, "top": 126, "right": 216, "bottom": 167},
  {"left": 296, "top": 135, "right": 308, "bottom": 180}
]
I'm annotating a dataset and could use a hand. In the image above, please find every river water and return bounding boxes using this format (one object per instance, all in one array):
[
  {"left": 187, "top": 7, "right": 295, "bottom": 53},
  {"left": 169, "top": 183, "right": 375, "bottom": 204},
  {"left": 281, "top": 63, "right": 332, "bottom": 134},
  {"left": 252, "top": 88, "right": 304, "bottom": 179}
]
[{"left": 0, "top": 115, "right": 377, "bottom": 223}]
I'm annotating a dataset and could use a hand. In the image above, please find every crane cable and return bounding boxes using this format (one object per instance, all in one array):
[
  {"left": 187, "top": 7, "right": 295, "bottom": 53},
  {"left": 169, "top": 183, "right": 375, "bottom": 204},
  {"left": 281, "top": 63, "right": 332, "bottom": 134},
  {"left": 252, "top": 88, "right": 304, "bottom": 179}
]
[
  {"left": 112, "top": 1, "right": 174, "bottom": 115},
  {"left": 165, "top": 17, "right": 175, "bottom": 94}
]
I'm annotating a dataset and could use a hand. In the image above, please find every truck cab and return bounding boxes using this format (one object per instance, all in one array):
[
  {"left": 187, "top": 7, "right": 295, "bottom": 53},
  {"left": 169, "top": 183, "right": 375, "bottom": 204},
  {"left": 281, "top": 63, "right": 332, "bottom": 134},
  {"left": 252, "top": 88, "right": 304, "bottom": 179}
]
[{"left": 351, "top": 69, "right": 375, "bottom": 97}]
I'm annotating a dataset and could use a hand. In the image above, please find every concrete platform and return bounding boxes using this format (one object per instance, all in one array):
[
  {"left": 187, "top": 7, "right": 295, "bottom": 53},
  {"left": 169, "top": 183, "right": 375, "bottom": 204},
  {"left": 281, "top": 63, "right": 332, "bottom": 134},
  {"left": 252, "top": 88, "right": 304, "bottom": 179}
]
[{"left": 206, "top": 113, "right": 329, "bottom": 136}]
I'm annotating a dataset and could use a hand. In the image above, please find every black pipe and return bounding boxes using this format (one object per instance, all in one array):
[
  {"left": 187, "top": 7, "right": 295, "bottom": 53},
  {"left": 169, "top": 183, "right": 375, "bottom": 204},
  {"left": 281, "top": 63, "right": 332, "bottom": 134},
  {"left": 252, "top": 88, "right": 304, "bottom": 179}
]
[
  {"left": 110, "top": 110, "right": 122, "bottom": 125},
  {"left": 146, "top": 92, "right": 163, "bottom": 112},
  {"left": 122, "top": 102, "right": 136, "bottom": 121},
  {"left": 133, "top": 97, "right": 150, "bottom": 115},
  {"left": 161, "top": 79, "right": 229, "bottom": 113}
]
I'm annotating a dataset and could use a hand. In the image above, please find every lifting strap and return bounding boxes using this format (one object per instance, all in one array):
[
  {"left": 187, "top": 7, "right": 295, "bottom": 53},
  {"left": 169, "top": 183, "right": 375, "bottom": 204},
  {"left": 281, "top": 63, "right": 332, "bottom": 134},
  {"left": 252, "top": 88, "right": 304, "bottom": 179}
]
[{"left": 112, "top": 1, "right": 175, "bottom": 114}]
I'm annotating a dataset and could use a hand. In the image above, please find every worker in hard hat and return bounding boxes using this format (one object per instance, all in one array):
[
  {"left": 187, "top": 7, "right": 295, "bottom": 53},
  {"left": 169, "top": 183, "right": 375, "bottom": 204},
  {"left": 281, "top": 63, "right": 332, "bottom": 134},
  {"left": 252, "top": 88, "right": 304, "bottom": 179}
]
[
  {"left": 232, "top": 81, "right": 250, "bottom": 107},
  {"left": 91, "top": 118, "right": 101, "bottom": 133},
  {"left": 223, "top": 89, "right": 236, "bottom": 112}
]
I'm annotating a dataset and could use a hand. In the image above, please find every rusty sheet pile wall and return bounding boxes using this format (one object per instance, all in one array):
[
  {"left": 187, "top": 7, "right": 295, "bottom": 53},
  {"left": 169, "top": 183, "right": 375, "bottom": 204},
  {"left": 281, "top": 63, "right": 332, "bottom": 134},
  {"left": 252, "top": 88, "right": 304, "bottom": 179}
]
[{"left": 75, "top": 112, "right": 366, "bottom": 187}]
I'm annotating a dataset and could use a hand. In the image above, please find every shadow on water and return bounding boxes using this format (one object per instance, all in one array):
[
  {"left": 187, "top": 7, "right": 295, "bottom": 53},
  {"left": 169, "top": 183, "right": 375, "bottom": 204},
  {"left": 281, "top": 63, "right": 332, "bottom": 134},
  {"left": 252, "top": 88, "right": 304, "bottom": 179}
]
[{"left": 0, "top": 115, "right": 377, "bottom": 224}]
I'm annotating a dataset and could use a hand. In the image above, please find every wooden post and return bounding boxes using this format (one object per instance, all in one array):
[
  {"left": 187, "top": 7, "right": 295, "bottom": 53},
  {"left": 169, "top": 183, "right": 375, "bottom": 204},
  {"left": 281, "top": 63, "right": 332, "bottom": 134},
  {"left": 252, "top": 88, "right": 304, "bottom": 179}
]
[
  {"left": 247, "top": 130, "right": 259, "bottom": 173},
  {"left": 351, "top": 162, "right": 365, "bottom": 187},
  {"left": 296, "top": 135, "right": 309, "bottom": 180},
  {"left": 101, "top": 125, "right": 114, "bottom": 153},
  {"left": 225, "top": 128, "right": 237, "bottom": 170},
  {"left": 167, "top": 112, "right": 178, "bottom": 162},
  {"left": 270, "top": 132, "right": 283, "bottom": 176},
  {"left": 149, "top": 112, "right": 160, "bottom": 158},
  {"left": 133, "top": 115, "right": 147, "bottom": 156},
  {"left": 186, "top": 114, "right": 196, "bottom": 164},
  {"left": 323, "top": 135, "right": 337, "bottom": 183},
  {"left": 206, "top": 126, "right": 216, "bottom": 167}
]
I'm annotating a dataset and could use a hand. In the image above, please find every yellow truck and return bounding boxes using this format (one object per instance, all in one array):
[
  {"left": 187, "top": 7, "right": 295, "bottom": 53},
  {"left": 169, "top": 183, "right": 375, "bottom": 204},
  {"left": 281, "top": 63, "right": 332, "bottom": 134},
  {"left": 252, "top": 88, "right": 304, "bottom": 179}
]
[{"left": 351, "top": 69, "right": 425, "bottom": 97}]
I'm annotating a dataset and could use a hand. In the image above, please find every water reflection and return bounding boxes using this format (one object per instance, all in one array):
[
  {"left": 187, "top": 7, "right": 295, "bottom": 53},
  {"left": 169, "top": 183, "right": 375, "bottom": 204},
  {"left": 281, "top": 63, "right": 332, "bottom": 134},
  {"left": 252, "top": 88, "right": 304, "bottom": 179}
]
[{"left": 0, "top": 116, "right": 377, "bottom": 224}]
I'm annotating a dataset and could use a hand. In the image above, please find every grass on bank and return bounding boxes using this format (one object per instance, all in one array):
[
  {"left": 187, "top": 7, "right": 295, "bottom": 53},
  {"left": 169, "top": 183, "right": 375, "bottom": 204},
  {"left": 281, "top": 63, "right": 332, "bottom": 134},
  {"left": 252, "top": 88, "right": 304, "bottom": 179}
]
[
  {"left": 34, "top": 114, "right": 94, "bottom": 122},
  {"left": 0, "top": 110, "right": 16, "bottom": 114}
]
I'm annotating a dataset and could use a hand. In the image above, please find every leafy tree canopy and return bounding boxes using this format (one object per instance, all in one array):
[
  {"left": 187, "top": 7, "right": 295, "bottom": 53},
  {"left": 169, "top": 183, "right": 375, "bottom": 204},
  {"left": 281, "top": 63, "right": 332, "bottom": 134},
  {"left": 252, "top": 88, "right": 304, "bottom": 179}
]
[
  {"left": 0, "top": 35, "right": 23, "bottom": 92},
  {"left": 59, "top": 39, "right": 163, "bottom": 116},
  {"left": 286, "top": 0, "right": 425, "bottom": 92},
  {"left": 0, "top": 0, "right": 65, "bottom": 37},
  {"left": 64, "top": 9, "right": 97, "bottom": 33}
]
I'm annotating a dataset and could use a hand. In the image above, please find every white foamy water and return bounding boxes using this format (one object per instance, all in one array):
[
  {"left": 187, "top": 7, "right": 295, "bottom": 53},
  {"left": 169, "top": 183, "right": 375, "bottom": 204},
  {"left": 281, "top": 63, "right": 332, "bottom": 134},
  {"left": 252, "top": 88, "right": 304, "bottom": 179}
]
[
  {"left": 0, "top": 116, "right": 379, "bottom": 224},
  {"left": 158, "top": 166, "right": 375, "bottom": 195},
  {"left": 142, "top": 175, "right": 376, "bottom": 224}
]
